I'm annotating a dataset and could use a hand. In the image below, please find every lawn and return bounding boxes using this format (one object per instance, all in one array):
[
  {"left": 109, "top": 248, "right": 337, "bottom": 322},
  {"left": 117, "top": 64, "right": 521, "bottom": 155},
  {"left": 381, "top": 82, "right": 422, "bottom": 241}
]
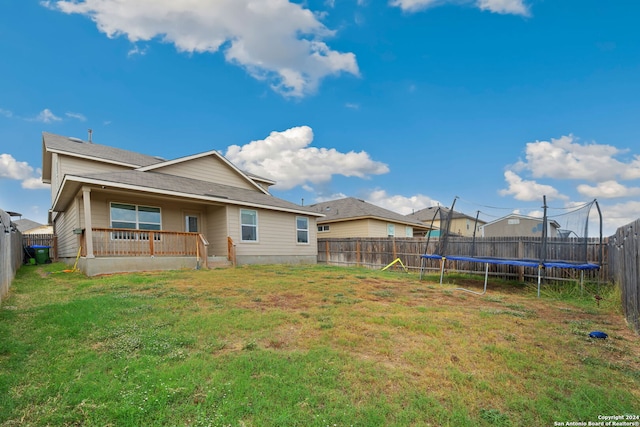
[{"left": 1, "top": 263, "right": 638, "bottom": 426}]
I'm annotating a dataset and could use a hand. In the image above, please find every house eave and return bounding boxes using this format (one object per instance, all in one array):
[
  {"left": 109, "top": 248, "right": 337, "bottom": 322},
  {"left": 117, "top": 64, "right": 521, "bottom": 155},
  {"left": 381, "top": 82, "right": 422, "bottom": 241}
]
[{"left": 52, "top": 175, "right": 324, "bottom": 217}]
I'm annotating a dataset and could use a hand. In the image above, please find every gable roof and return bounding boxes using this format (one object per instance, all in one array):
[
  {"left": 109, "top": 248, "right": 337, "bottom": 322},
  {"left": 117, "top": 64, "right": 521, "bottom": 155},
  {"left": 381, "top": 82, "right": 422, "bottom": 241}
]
[
  {"left": 136, "top": 149, "right": 270, "bottom": 194},
  {"left": 53, "top": 170, "right": 323, "bottom": 217},
  {"left": 407, "top": 206, "right": 484, "bottom": 224},
  {"left": 14, "top": 218, "right": 44, "bottom": 232},
  {"left": 42, "top": 132, "right": 163, "bottom": 182},
  {"left": 308, "top": 197, "right": 429, "bottom": 228}
]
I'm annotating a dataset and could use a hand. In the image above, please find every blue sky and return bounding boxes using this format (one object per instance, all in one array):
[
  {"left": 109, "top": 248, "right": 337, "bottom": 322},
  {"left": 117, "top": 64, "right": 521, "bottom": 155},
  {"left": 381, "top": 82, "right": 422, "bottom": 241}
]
[{"left": 1, "top": 0, "right": 639, "bottom": 236}]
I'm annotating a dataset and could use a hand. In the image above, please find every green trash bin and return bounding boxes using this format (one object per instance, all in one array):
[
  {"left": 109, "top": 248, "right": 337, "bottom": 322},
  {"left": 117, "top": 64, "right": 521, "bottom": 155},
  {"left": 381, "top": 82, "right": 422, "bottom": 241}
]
[{"left": 32, "top": 245, "right": 51, "bottom": 265}]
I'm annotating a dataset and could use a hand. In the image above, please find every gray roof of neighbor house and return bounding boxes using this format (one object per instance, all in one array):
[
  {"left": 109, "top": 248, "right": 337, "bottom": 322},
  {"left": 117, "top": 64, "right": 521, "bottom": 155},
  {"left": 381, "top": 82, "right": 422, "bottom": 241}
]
[
  {"left": 308, "top": 197, "right": 429, "bottom": 228},
  {"left": 407, "top": 206, "right": 484, "bottom": 224},
  {"left": 55, "top": 171, "right": 323, "bottom": 217},
  {"left": 14, "top": 218, "right": 44, "bottom": 232}
]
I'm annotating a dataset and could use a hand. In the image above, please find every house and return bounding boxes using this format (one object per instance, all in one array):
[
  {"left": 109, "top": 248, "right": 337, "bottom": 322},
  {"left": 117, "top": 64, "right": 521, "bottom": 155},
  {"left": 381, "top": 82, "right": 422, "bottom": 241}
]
[
  {"left": 481, "top": 214, "right": 560, "bottom": 237},
  {"left": 308, "top": 197, "right": 431, "bottom": 238},
  {"left": 14, "top": 218, "right": 53, "bottom": 235},
  {"left": 406, "top": 206, "right": 485, "bottom": 237},
  {"left": 42, "top": 132, "right": 324, "bottom": 276}
]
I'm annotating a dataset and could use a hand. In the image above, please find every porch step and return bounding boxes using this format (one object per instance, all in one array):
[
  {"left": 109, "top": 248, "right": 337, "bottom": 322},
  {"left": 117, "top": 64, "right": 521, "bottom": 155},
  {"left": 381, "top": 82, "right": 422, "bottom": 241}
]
[{"left": 207, "top": 256, "right": 232, "bottom": 268}]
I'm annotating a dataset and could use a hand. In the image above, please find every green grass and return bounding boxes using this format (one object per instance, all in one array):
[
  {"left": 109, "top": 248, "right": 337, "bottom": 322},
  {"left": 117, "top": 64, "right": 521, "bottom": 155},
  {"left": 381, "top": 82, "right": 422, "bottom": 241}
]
[{"left": 1, "top": 263, "right": 638, "bottom": 426}]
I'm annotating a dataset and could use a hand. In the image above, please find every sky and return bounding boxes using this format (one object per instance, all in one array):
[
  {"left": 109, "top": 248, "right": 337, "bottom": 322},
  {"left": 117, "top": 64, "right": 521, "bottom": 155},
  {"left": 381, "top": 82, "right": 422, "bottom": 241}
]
[{"left": 1, "top": 0, "right": 639, "bottom": 236}]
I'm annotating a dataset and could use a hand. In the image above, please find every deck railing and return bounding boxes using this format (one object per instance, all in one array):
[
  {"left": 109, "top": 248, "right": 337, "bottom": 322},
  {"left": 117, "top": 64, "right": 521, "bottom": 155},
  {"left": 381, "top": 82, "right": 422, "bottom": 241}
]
[{"left": 85, "top": 228, "right": 208, "bottom": 259}]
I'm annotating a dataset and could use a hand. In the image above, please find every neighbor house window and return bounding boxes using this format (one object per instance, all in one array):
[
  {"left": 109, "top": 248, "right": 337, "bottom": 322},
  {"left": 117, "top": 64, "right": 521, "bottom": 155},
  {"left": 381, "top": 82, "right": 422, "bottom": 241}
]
[
  {"left": 110, "top": 203, "right": 161, "bottom": 240},
  {"left": 240, "top": 209, "right": 258, "bottom": 242},
  {"left": 318, "top": 225, "right": 330, "bottom": 232},
  {"left": 296, "top": 216, "right": 309, "bottom": 244},
  {"left": 405, "top": 226, "right": 413, "bottom": 237},
  {"left": 387, "top": 223, "right": 395, "bottom": 237}
]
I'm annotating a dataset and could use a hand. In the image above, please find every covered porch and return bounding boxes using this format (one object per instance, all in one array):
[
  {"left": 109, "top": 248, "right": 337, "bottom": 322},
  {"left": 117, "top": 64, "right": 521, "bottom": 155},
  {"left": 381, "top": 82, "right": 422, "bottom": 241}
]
[{"left": 76, "top": 227, "right": 233, "bottom": 276}]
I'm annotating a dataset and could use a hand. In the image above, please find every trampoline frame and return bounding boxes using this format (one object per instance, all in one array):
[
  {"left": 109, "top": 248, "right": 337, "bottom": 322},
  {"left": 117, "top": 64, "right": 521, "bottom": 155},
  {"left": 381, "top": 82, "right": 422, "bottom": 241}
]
[{"left": 419, "top": 196, "right": 603, "bottom": 297}]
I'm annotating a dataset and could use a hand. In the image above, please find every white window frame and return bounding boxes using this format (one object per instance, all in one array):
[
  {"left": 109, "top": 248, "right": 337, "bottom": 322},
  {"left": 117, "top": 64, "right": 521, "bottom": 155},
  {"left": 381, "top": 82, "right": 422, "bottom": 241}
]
[
  {"left": 296, "top": 216, "right": 309, "bottom": 244},
  {"left": 109, "top": 202, "right": 162, "bottom": 240},
  {"left": 405, "top": 226, "right": 413, "bottom": 237},
  {"left": 387, "top": 223, "right": 395, "bottom": 237},
  {"left": 318, "top": 225, "right": 330, "bottom": 232},
  {"left": 240, "top": 209, "right": 258, "bottom": 242}
]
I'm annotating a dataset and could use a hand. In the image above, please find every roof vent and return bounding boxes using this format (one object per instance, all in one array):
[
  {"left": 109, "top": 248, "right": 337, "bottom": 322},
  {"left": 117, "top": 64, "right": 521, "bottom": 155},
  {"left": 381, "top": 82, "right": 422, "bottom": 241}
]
[{"left": 68, "top": 137, "right": 83, "bottom": 143}]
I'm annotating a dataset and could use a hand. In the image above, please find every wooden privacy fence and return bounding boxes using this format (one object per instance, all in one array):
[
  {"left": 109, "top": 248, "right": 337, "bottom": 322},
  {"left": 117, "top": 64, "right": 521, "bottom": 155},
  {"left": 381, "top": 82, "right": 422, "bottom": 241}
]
[
  {"left": 0, "top": 209, "right": 23, "bottom": 304},
  {"left": 22, "top": 233, "right": 57, "bottom": 261},
  {"left": 318, "top": 236, "right": 609, "bottom": 284},
  {"left": 608, "top": 219, "right": 640, "bottom": 334}
]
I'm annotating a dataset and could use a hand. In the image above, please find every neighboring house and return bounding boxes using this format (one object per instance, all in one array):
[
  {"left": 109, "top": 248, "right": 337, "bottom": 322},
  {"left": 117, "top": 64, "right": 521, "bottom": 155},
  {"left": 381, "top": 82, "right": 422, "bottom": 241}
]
[
  {"left": 308, "top": 197, "right": 431, "bottom": 238},
  {"left": 14, "top": 219, "right": 53, "bottom": 235},
  {"left": 42, "top": 132, "right": 323, "bottom": 276},
  {"left": 407, "top": 206, "right": 485, "bottom": 237},
  {"left": 481, "top": 214, "right": 560, "bottom": 238}
]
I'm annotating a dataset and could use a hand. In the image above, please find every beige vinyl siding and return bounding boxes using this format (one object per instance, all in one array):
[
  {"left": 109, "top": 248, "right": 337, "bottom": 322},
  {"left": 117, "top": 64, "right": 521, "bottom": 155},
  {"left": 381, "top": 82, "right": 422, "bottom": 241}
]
[
  {"left": 53, "top": 155, "right": 131, "bottom": 206},
  {"left": 483, "top": 217, "right": 558, "bottom": 238},
  {"left": 59, "top": 155, "right": 132, "bottom": 177},
  {"left": 228, "top": 206, "right": 317, "bottom": 257},
  {"left": 206, "top": 205, "right": 228, "bottom": 257},
  {"left": 317, "top": 219, "right": 370, "bottom": 238},
  {"left": 317, "top": 219, "right": 413, "bottom": 238},
  {"left": 54, "top": 197, "right": 81, "bottom": 258},
  {"left": 150, "top": 157, "right": 257, "bottom": 191},
  {"left": 87, "top": 192, "right": 206, "bottom": 230},
  {"left": 51, "top": 153, "right": 60, "bottom": 204}
]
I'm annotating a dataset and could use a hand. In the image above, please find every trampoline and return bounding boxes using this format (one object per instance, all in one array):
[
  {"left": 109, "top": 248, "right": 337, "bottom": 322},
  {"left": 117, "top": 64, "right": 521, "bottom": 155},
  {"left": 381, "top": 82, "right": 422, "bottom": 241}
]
[{"left": 419, "top": 196, "right": 603, "bottom": 297}]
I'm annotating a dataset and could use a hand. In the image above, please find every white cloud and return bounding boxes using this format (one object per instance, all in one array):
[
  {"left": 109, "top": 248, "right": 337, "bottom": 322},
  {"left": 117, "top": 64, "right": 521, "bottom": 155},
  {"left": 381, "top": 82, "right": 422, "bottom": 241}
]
[
  {"left": 127, "top": 44, "right": 149, "bottom": 57},
  {"left": 514, "top": 135, "right": 634, "bottom": 182},
  {"left": 51, "top": 0, "right": 359, "bottom": 98},
  {"left": 0, "top": 155, "right": 49, "bottom": 189},
  {"left": 0, "top": 108, "right": 13, "bottom": 118},
  {"left": 22, "top": 176, "right": 50, "bottom": 190},
  {"left": 600, "top": 200, "right": 640, "bottom": 236},
  {"left": 30, "top": 108, "right": 62, "bottom": 123},
  {"left": 577, "top": 180, "right": 640, "bottom": 199},
  {"left": 225, "top": 125, "right": 389, "bottom": 190},
  {"left": 0, "top": 154, "right": 34, "bottom": 180},
  {"left": 390, "top": 0, "right": 529, "bottom": 15},
  {"left": 499, "top": 170, "right": 568, "bottom": 202},
  {"left": 363, "top": 189, "right": 439, "bottom": 214},
  {"left": 477, "top": 0, "right": 529, "bottom": 15},
  {"left": 65, "top": 112, "right": 87, "bottom": 121}
]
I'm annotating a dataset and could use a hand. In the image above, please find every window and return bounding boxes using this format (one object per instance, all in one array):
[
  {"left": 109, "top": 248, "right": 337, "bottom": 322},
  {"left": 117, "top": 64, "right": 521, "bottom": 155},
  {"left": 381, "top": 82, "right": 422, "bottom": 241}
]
[
  {"left": 240, "top": 209, "right": 258, "bottom": 242},
  {"left": 185, "top": 215, "right": 198, "bottom": 233},
  {"left": 405, "top": 226, "right": 413, "bottom": 237},
  {"left": 387, "top": 223, "right": 395, "bottom": 237},
  {"left": 110, "top": 203, "right": 161, "bottom": 240},
  {"left": 318, "top": 225, "right": 330, "bottom": 232},
  {"left": 296, "top": 216, "right": 309, "bottom": 244}
]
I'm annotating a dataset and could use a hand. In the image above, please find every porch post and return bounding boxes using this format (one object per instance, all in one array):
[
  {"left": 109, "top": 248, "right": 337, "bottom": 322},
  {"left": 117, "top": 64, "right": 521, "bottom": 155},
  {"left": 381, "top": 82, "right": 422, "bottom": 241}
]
[{"left": 82, "top": 186, "right": 95, "bottom": 258}]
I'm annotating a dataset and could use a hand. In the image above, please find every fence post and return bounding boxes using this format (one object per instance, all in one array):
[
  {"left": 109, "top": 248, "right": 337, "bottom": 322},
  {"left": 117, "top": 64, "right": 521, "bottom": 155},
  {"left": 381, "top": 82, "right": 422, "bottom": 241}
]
[{"left": 518, "top": 238, "right": 524, "bottom": 282}]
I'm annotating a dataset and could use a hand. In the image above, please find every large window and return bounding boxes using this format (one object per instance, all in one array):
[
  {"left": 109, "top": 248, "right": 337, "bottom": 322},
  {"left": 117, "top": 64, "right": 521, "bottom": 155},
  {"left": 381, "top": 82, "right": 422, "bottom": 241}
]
[
  {"left": 240, "top": 209, "right": 258, "bottom": 242},
  {"left": 110, "top": 203, "right": 161, "bottom": 240},
  {"left": 111, "top": 203, "right": 161, "bottom": 229},
  {"left": 296, "top": 216, "right": 309, "bottom": 244}
]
